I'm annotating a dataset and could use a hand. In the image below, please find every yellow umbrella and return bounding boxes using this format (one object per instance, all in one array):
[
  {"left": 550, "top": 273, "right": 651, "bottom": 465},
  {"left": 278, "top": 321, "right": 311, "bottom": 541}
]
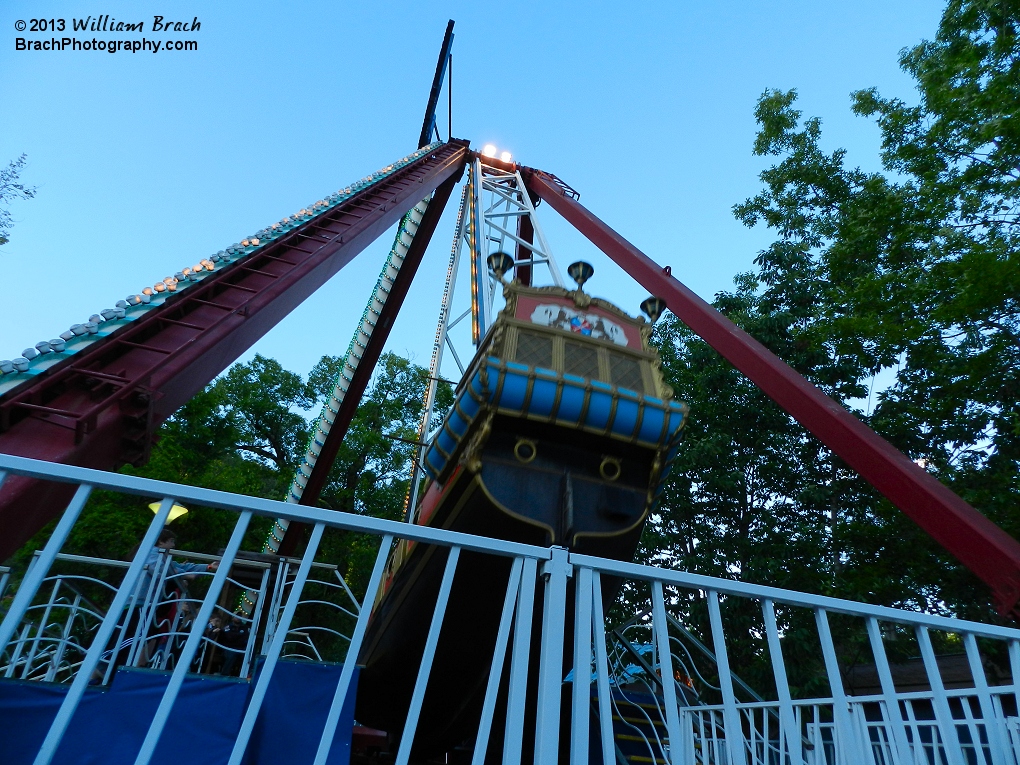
[{"left": 148, "top": 501, "right": 189, "bottom": 523}]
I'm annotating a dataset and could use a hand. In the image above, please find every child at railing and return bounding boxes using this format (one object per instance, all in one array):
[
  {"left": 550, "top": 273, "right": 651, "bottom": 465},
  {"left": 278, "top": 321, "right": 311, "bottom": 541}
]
[{"left": 96, "top": 528, "right": 218, "bottom": 683}]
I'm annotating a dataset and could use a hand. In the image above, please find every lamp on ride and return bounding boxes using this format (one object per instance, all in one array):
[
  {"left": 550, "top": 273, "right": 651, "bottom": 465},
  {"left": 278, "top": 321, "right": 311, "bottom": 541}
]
[
  {"left": 148, "top": 501, "right": 189, "bottom": 523},
  {"left": 640, "top": 296, "right": 667, "bottom": 324},
  {"left": 567, "top": 261, "right": 594, "bottom": 290},
  {"left": 487, "top": 251, "right": 515, "bottom": 282}
]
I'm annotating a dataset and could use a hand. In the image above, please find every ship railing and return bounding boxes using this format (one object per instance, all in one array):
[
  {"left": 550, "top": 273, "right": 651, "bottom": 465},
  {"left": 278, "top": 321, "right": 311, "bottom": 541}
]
[{"left": 2, "top": 452, "right": 1020, "bottom": 765}]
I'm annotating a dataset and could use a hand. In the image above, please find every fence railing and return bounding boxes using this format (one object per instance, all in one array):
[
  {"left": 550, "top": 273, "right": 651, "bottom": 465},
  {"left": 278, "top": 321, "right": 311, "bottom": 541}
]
[{"left": 1, "top": 452, "right": 1019, "bottom": 765}]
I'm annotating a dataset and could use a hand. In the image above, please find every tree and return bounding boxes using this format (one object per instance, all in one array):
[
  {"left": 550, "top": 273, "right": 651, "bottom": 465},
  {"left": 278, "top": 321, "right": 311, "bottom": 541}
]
[
  {"left": 635, "top": 2, "right": 1020, "bottom": 698},
  {"left": 311, "top": 353, "right": 454, "bottom": 594},
  {"left": 0, "top": 154, "right": 36, "bottom": 246},
  {"left": 652, "top": 0, "right": 1019, "bottom": 633}
]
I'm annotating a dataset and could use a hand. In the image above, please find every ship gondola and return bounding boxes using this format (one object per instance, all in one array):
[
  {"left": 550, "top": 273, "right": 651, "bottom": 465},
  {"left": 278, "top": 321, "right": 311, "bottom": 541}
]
[{"left": 355, "top": 263, "right": 688, "bottom": 756}]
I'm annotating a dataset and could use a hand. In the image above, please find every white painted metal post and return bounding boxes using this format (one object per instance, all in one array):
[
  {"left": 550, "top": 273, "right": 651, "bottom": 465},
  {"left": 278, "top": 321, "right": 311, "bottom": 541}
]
[
  {"left": 395, "top": 546, "right": 462, "bottom": 765},
  {"left": 591, "top": 572, "right": 616, "bottom": 765},
  {"left": 0, "top": 484, "right": 92, "bottom": 651},
  {"left": 652, "top": 581, "right": 685, "bottom": 765},
  {"left": 472, "top": 557, "right": 524, "bottom": 765},
  {"left": 134, "top": 510, "right": 253, "bottom": 765},
  {"left": 33, "top": 496, "right": 176, "bottom": 765},
  {"left": 312, "top": 533, "right": 394, "bottom": 765},
  {"left": 229, "top": 523, "right": 328, "bottom": 765},
  {"left": 915, "top": 626, "right": 965, "bottom": 765},
  {"left": 963, "top": 632, "right": 1007, "bottom": 765},
  {"left": 706, "top": 590, "right": 747, "bottom": 765},
  {"left": 865, "top": 616, "right": 912, "bottom": 765},
  {"left": 762, "top": 599, "right": 804, "bottom": 765},
  {"left": 814, "top": 608, "right": 864, "bottom": 765},
  {"left": 504, "top": 556, "right": 538, "bottom": 765},
  {"left": 535, "top": 546, "right": 571, "bottom": 765},
  {"left": 571, "top": 566, "right": 594, "bottom": 765}
]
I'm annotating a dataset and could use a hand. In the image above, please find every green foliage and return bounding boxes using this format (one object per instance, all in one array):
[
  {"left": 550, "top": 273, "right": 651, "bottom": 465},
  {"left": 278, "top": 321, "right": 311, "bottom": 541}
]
[
  {"left": 642, "top": 0, "right": 1020, "bottom": 692},
  {"left": 314, "top": 352, "right": 454, "bottom": 597},
  {"left": 0, "top": 154, "right": 36, "bottom": 246}
]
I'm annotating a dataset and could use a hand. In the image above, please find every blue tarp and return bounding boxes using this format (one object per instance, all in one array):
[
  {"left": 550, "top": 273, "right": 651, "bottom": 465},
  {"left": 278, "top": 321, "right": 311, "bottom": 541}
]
[{"left": 0, "top": 661, "right": 357, "bottom": 765}]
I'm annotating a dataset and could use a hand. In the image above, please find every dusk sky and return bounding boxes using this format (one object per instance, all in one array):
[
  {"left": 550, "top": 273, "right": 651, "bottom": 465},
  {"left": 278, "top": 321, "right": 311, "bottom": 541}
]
[{"left": 1, "top": 1, "right": 943, "bottom": 387}]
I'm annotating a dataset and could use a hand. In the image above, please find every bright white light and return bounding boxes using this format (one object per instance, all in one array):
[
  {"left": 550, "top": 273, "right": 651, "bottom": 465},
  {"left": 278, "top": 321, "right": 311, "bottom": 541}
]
[
  {"left": 500, "top": 151, "right": 512, "bottom": 162},
  {"left": 482, "top": 144, "right": 498, "bottom": 157}
]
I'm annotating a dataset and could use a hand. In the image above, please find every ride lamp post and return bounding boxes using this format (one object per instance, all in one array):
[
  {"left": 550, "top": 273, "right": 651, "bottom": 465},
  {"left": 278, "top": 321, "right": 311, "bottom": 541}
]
[
  {"left": 640, "top": 296, "right": 667, "bottom": 324},
  {"left": 148, "top": 501, "right": 189, "bottom": 523},
  {"left": 567, "top": 261, "right": 594, "bottom": 289},
  {"left": 487, "top": 252, "right": 515, "bottom": 281}
]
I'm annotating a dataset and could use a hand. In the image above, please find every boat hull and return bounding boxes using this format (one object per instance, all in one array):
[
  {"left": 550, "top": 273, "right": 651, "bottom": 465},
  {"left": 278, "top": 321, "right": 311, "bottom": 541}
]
[{"left": 355, "top": 420, "right": 653, "bottom": 755}]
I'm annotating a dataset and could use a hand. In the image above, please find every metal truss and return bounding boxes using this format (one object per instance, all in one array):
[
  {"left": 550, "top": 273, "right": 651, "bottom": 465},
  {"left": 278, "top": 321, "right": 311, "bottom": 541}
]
[
  {"left": 402, "top": 155, "right": 565, "bottom": 520},
  {"left": 468, "top": 156, "right": 564, "bottom": 343}
]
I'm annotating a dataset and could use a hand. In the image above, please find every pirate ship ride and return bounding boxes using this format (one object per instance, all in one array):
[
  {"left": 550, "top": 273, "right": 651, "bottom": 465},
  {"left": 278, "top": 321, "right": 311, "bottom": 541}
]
[{"left": 355, "top": 260, "right": 688, "bottom": 751}]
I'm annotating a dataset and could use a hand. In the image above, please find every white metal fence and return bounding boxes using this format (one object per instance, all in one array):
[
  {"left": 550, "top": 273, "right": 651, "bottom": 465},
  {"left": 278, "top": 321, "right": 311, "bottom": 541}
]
[{"left": 1, "top": 452, "right": 1019, "bottom": 765}]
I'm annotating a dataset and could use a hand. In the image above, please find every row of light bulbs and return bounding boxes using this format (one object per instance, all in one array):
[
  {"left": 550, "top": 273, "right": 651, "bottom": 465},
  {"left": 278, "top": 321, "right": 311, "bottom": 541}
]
[{"left": 0, "top": 143, "right": 443, "bottom": 378}]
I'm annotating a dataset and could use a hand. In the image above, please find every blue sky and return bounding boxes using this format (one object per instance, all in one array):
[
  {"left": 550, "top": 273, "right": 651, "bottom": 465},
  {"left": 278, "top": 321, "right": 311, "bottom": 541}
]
[{"left": 0, "top": 1, "right": 943, "bottom": 387}]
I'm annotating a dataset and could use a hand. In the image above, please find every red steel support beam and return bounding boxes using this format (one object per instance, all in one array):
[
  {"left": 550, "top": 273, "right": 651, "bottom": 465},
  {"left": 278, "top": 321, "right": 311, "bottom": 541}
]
[
  {"left": 277, "top": 172, "right": 462, "bottom": 555},
  {"left": 524, "top": 168, "right": 1020, "bottom": 616},
  {"left": 0, "top": 141, "right": 470, "bottom": 559},
  {"left": 515, "top": 201, "right": 535, "bottom": 287}
]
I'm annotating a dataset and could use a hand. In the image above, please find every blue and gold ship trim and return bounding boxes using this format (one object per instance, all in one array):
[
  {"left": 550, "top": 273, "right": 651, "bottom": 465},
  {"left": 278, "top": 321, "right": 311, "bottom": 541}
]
[{"left": 425, "top": 355, "right": 687, "bottom": 486}]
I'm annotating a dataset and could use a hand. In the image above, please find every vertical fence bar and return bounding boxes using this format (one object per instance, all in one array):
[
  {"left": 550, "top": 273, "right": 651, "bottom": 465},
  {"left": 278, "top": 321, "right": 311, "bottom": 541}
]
[
  {"left": 22, "top": 579, "right": 60, "bottom": 679},
  {"left": 133, "top": 510, "right": 252, "bottom": 765},
  {"left": 47, "top": 593, "right": 81, "bottom": 681},
  {"left": 814, "top": 608, "right": 863, "bottom": 765},
  {"left": 33, "top": 496, "right": 175, "bottom": 765},
  {"left": 228, "top": 523, "right": 328, "bottom": 765},
  {"left": 503, "top": 556, "right": 539, "bottom": 765},
  {"left": 0, "top": 483, "right": 93, "bottom": 651},
  {"left": 652, "top": 581, "right": 684, "bottom": 764},
  {"left": 535, "top": 547, "right": 571, "bottom": 765},
  {"left": 395, "top": 546, "right": 462, "bottom": 765},
  {"left": 571, "top": 566, "right": 594, "bottom": 765},
  {"left": 122, "top": 552, "right": 171, "bottom": 677},
  {"left": 915, "top": 626, "right": 965, "bottom": 765},
  {"left": 865, "top": 616, "right": 912, "bottom": 765},
  {"left": 706, "top": 590, "right": 747, "bottom": 765},
  {"left": 762, "top": 599, "right": 804, "bottom": 765},
  {"left": 591, "top": 572, "right": 616, "bottom": 765},
  {"left": 963, "top": 633, "right": 1007, "bottom": 765},
  {"left": 312, "top": 533, "right": 395, "bottom": 765},
  {"left": 240, "top": 567, "right": 271, "bottom": 679},
  {"left": 472, "top": 557, "right": 524, "bottom": 765}
]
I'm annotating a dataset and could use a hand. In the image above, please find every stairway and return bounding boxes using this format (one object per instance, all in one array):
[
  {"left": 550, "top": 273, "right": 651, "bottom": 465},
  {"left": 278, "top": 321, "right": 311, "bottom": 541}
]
[
  {"left": 605, "top": 687, "right": 672, "bottom": 765},
  {"left": 0, "top": 660, "right": 358, "bottom": 765}
]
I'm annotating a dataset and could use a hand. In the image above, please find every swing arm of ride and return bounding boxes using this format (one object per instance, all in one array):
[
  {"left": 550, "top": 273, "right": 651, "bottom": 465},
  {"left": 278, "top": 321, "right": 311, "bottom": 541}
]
[
  {"left": 523, "top": 167, "right": 1020, "bottom": 617},
  {"left": 0, "top": 142, "right": 470, "bottom": 559}
]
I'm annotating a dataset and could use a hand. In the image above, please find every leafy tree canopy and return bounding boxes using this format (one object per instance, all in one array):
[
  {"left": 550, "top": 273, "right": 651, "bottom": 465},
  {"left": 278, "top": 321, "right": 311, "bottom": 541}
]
[
  {"left": 0, "top": 154, "right": 36, "bottom": 246},
  {"left": 648, "top": 0, "right": 1020, "bottom": 630}
]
